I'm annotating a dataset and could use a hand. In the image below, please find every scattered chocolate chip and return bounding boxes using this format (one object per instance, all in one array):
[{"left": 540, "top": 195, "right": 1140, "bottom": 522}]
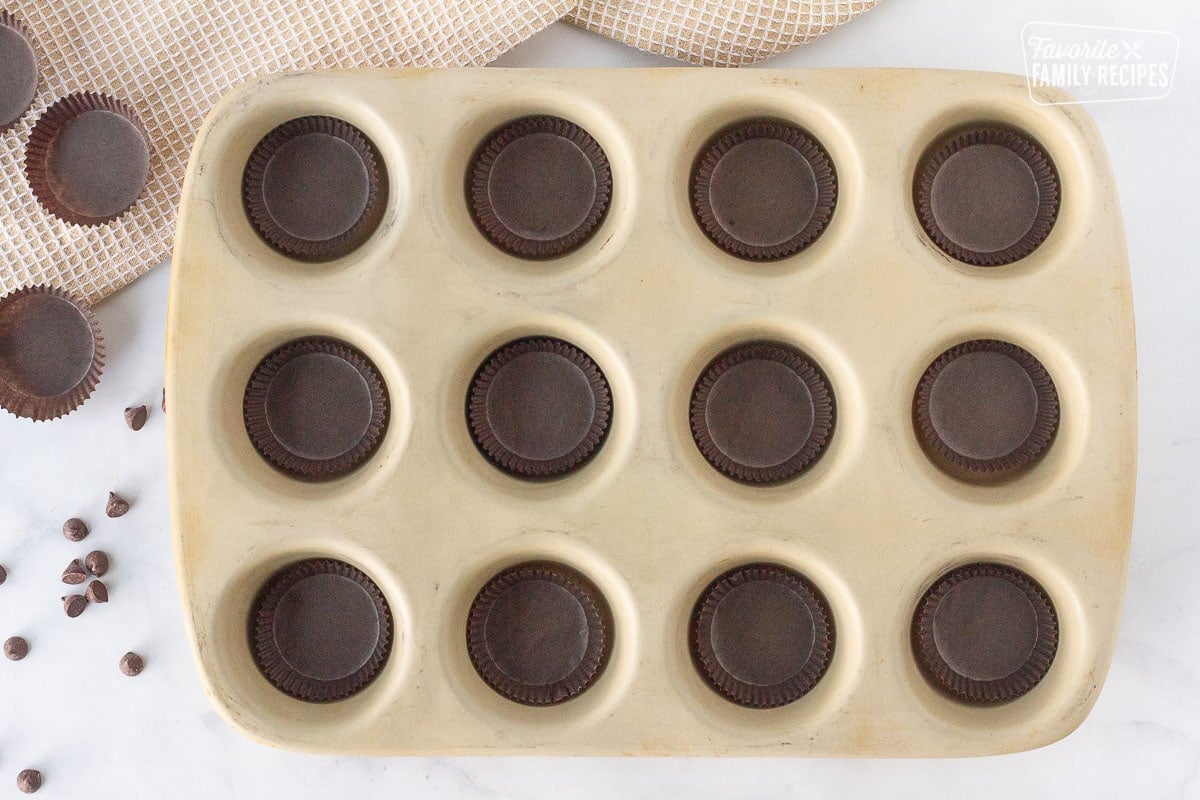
[
  {"left": 912, "top": 563, "right": 1058, "bottom": 704},
  {"left": 161, "top": 387, "right": 166, "bottom": 413},
  {"left": 0, "top": 285, "right": 105, "bottom": 421},
  {"left": 61, "top": 558, "right": 88, "bottom": 585},
  {"left": 119, "top": 651, "right": 144, "bottom": 676},
  {"left": 85, "top": 550, "right": 109, "bottom": 577},
  {"left": 691, "top": 119, "right": 837, "bottom": 261},
  {"left": 0, "top": 12, "right": 38, "bottom": 132},
  {"left": 690, "top": 341, "right": 835, "bottom": 484},
  {"left": 85, "top": 580, "right": 108, "bottom": 604},
  {"left": 4, "top": 636, "right": 29, "bottom": 661},
  {"left": 691, "top": 563, "right": 835, "bottom": 708},
  {"left": 16, "top": 769, "right": 41, "bottom": 794},
  {"left": 62, "top": 517, "right": 89, "bottom": 542},
  {"left": 0, "top": 564, "right": 7, "bottom": 586},
  {"left": 467, "top": 561, "right": 612, "bottom": 705},
  {"left": 105, "top": 491, "right": 130, "bottom": 518},
  {"left": 468, "top": 115, "right": 612, "bottom": 259},
  {"left": 467, "top": 337, "right": 612, "bottom": 480},
  {"left": 243, "top": 116, "right": 386, "bottom": 261},
  {"left": 62, "top": 594, "right": 87, "bottom": 618},
  {"left": 914, "top": 339, "right": 1059, "bottom": 483},
  {"left": 25, "top": 92, "right": 152, "bottom": 226},
  {"left": 124, "top": 404, "right": 148, "bottom": 431},
  {"left": 243, "top": 337, "right": 390, "bottom": 481},
  {"left": 914, "top": 124, "right": 1059, "bottom": 266}
]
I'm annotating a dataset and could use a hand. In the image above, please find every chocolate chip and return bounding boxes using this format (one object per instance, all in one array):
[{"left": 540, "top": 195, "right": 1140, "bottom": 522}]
[
  {"left": 4, "top": 636, "right": 29, "bottom": 661},
  {"left": 0, "top": 564, "right": 7, "bottom": 585},
  {"left": 161, "top": 387, "right": 166, "bottom": 413},
  {"left": 124, "top": 404, "right": 148, "bottom": 431},
  {"left": 467, "top": 562, "right": 612, "bottom": 705},
  {"left": 0, "top": 285, "right": 105, "bottom": 421},
  {"left": 61, "top": 559, "right": 87, "bottom": 585},
  {"left": 690, "top": 342, "right": 835, "bottom": 484},
  {"left": 105, "top": 491, "right": 130, "bottom": 518},
  {"left": 250, "top": 559, "right": 391, "bottom": 702},
  {"left": 691, "top": 563, "right": 835, "bottom": 708},
  {"left": 467, "top": 115, "right": 612, "bottom": 259},
  {"left": 912, "top": 563, "right": 1058, "bottom": 704},
  {"left": 691, "top": 119, "right": 837, "bottom": 261},
  {"left": 85, "top": 580, "right": 108, "bottom": 604},
  {"left": 915, "top": 125, "right": 1059, "bottom": 266},
  {"left": 62, "top": 517, "right": 89, "bottom": 542},
  {"left": 243, "top": 116, "right": 386, "bottom": 261},
  {"left": 0, "top": 12, "right": 38, "bottom": 132},
  {"left": 16, "top": 769, "right": 41, "bottom": 794},
  {"left": 119, "top": 651, "right": 144, "bottom": 676},
  {"left": 62, "top": 594, "right": 87, "bottom": 618},
  {"left": 467, "top": 337, "right": 612, "bottom": 479},
  {"left": 85, "top": 550, "right": 109, "bottom": 577}
]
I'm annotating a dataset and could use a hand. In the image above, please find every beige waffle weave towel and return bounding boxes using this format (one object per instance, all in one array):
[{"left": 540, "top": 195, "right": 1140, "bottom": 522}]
[{"left": 0, "top": 1, "right": 878, "bottom": 304}]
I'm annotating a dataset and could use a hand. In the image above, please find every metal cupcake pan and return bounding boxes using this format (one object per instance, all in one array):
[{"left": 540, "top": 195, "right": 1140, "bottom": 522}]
[{"left": 166, "top": 68, "right": 1136, "bottom": 756}]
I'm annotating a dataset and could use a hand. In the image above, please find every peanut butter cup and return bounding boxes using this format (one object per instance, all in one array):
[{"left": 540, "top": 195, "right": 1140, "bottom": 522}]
[
  {"left": 691, "top": 119, "right": 836, "bottom": 261},
  {"left": 251, "top": 559, "right": 392, "bottom": 702},
  {"left": 691, "top": 563, "right": 834, "bottom": 708},
  {"left": 468, "top": 337, "right": 611, "bottom": 479},
  {"left": 467, "top": 562, "right": 611, "bottom": 706},
  {"left": 0, "top": 285, "right": 104, "bottom": 421},
  {"left": 691, "top": 342, "right": 834, "bottom": 484},
  {"left": 467, "top": 115, "right": 612, "bottom": 259},
  {"left": 243, "top": 336, "right": 388, "bottom": 481},
  {"left": 915, "top": 125, "right": 1059, "bottom": 266},
  {"left": 914, "top": 339, "right": 1059, "bottom": 483},
  {"left": 913, "top": 563, "right": 1058, "bottom": 704},
  {"left": 0, "top": 12, "right": 38, "bottom": 131},
  {"left": 25, "top": 92, "right": 151, "bottom": 225},
  {"left": 244, "top": 115, "right": 385, "bottom": 261}
]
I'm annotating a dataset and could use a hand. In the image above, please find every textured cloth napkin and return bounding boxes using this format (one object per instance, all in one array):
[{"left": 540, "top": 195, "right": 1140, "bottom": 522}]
[{"left": 0, "top": 0, "right": 878, "bottom": 304}]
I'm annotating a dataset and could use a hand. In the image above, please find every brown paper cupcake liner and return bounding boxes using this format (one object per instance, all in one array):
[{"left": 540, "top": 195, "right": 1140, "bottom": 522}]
[
  {"left": 691, "top": 563, "right": 834, "bottom": 709},
  {"left": 242, "top": 336, "right": 389, "bottom": 481},
  {"left": 912, "top": 562, "right": 1059, "bottom": 704},
  {"left": 468, "top": 336, "right": 612, "bottom": 479},
  {"left": 914, "top": 339, "right": 1059, "bottom": 481},
  {"left": 0, "top": 11, "right": 39, "bottom": 132},
  {"left": 243, "top": 115, "right": 385, "bottom": 261},
  {"left": 691, "top": 119, "right": 837, "bottom": 261},
  {"left": 25, "top": 92, "right": 151, "bottom": 226},
  {"left": 467, "top": 115, "right": 613, "bottom": 259},
  {"left": 690, "top": 342, "right": 834, "bottom": 484},
  {"left": 466, "top": 562, "right": 611, "bottom": 706},
  {"left": 915, "top": 125, "right": 1060, "bottom": 267},
  {"left": 0, "top": 284, "right": 104, "bottom": 421},
  {"left": 251, "top": 559, "right": 392, "bottom": 703}
]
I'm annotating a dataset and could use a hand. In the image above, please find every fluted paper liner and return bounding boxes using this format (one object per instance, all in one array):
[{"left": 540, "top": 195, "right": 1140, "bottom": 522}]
[
  {"left": 691, "top": 119, "right": 837, "bottom": 261},
  {"left": 690, "top": 341, "right": 834, "bottom": 484},
  {"left": 25, "top": 91, "right": 150, "bottom": 226},
  {"left": 251, "top": 559, "right": 393, "bottom": 703},
  {"left": 691, "top": 563, "right": 835, "bottom": 709},
  {"left": 0, "top": 284, "right": 104, "bottom": 421},
  {"left": 466, "top": 562, "right": 611, "bottom": 706},
  {"left": 468, "top": 115, "right": 612, "bottom": 260},
  {"left": 912, "top": 563, "right": 1059, "bottom": 705}
]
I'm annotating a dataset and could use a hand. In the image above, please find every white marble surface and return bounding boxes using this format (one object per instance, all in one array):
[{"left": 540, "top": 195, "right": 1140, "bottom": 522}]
[{"left": 2, "top": 0, "right": 1198, "bottom": 796}]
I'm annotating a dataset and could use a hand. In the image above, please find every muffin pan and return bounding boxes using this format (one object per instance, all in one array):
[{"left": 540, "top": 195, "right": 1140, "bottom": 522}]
[{"left": 165, "top": 68, "right": 1137, "bottom": 756}]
